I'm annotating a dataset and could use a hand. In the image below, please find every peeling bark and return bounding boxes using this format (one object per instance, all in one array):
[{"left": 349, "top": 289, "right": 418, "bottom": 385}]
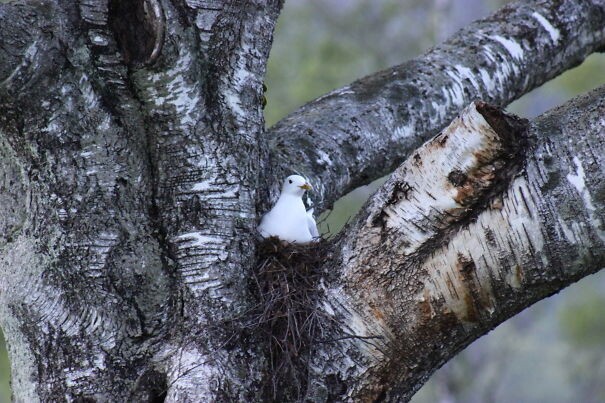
[{"left": 0, "top": 0, "right": 604, "bottom": 402}]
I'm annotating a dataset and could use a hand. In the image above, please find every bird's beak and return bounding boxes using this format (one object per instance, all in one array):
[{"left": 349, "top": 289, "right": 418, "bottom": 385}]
[{"left": 299, "top": 183, "right": 312, "bottom": 191}]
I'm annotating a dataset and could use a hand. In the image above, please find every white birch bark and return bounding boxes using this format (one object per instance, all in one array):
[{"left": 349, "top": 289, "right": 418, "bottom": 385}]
[{"left": 307, "top": 92, "right": 605, "bottom": 400}]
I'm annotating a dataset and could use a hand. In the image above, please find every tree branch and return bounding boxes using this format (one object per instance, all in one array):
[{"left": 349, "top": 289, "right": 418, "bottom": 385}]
[
  {"left": 310, "top": 85, "right": 605, "bottom": 401},
  {"left": 266, "top": 0, "right": 605, "bottom": 211}
]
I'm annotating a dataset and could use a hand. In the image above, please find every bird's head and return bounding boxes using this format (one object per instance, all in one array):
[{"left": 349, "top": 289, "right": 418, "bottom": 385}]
[{"left": 282, "top": 175, "right": 312, "bottom": 197}]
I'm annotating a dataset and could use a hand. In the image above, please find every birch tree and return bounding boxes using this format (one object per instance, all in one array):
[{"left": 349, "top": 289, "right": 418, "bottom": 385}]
[{"left": 0, "top": 0, "right": 604, "bottom": 401}]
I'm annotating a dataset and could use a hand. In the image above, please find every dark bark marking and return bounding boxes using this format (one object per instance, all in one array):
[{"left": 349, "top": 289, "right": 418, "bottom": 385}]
[
  {"left": 457, "top": 253, "right": 475, "bottom": 275},
  {"left": 386, "top": 181, "right": 412, "bottom": 206},
  {"left": 437, "top": 134, "right": 449, "bottom": 146},
  {"left": 449, "top": 103, "right": 530, "bottom": 213},
  {"left": 454, "top": 253, "right": 494, "bottom": 323},
  {"left": 540, "top": 155, "right": 561, "bottom": 193},
  {"left": 108, "top": 0, "right": 165, "bottom": 66},
  {"left": 444, "top": 272, "right": 459, "bottom": 300},
  {"left": 447, "top": 169, "right": 467, "bottom": 187},
  {"left": 371, "top": 181, "right": 413, "bottom": 233},
  {"left": 483, "top": 227, "right": 497, "bottom": 248},
  {"left": 131, "top": 369, "right": 168, "bottom": 403},
  {"left": 325, "top": 373, "right": 347, "bottom": 401},
  {"left": 521, "top": 222, "right": 536, "bottom": 255},
  {"left": 475, "top": 101, "right": 529, "bottom": 150},
  {"left": 412, "top": 152, "right": 422, "bottom": 166}
]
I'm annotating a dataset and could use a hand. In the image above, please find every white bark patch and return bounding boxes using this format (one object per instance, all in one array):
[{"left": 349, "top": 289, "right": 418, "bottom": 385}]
[
  {"left": 190, "top": 179, "right": 212, "bottom": 191},
  {"left": 566, "top": 156, "right": 605, "bottom": 241},
  {"left": 489, "top": 35, "right": 524, "bottom": 60},
  {"left": 566, "top": 157, "right": 587, "bottom": 193},
  {"left": 532, "top": 12, "right": 560, "bottom": 43},
  {"left": 477, "top": 33, "right": 531, "bottom": 95},
  {"left": 393, "top": 122, "right": 415, "bottom": 140},
  {"left": 222, "top": 44, "right": 255, "bottom": 121},
  {"left": 477, "top": 42, "right": 519, "bottom": 91},
  {"left": 174, "top": 231, "right": 224, "bottom": 248},
  {"left": 422, "top": 176, "right": 545, "bottom": 324},
  {"left": 430, "top": 101, "right": 447, "bottom": 124},
  {"left": 441, "top": 80, "right": 465, "bottom": 107},
  {"left": 146, "top": 51, "right": 201, "bottom": 129},
  {"left": 195, "top": 9, "right": 220, "bottom": 32},
  {"left": 65, "top": 354, "right": 106, "bottom": 389},
  {"left": 369, "top": 103, "right": 503, "bottom": 256},
  {"left": 88, "top": 31, "right": 109, "bottom": 47},
  {"left": 479, "top": 68, "right": 496, "bottom": 93},
  {"left": 187, "top": 178, "right": 240, "bottom": 199},
  {"left": 447, "top": 65, "right": 480, "bottom": 93},
  {"left": 79, "top": 73, "right": 99, "bottom": 110},
  {"left": 164, "top": 346, "right": 220, "bottom": 403},
  {"left": 558, "top": 220, "right": 579, "bottom": 244},
  {"left": 316, "top": 149, "right": 333, "bottom": 166},
  {"left": 322, "top": 286, "right": 391, "bottom": 374},
  {"left": 171, "top": 231, "right": 228, "bottom": 288}
]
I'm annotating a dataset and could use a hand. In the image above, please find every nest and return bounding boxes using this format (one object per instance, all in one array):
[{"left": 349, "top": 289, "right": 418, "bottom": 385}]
[{"left": 246, "top": 236, "right": 331, "bottom": 401}]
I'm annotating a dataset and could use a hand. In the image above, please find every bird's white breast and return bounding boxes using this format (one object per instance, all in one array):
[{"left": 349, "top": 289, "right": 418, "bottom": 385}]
[{"left": 259, "top": 194, "right": 314, "bottom": 243}]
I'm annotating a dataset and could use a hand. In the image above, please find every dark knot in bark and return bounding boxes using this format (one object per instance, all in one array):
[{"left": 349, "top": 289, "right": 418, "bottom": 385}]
[{"left": 109, "top": 0, "right": 165, "bottom": 66}]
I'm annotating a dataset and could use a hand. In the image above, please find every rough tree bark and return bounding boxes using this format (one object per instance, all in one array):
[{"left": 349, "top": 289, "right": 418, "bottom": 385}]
[{"left": 0, "top": 0, "right": 603, "bottom": 402}]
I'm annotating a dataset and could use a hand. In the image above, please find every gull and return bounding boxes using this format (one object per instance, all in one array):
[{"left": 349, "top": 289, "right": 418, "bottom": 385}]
[{"left": 258, "top": 175, "right": 319, "bottom": 243}]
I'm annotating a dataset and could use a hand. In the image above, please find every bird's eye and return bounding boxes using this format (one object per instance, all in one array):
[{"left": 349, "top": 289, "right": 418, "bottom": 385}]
[{"left": 289, "top": 179, "right": 293, "bottom": 184}]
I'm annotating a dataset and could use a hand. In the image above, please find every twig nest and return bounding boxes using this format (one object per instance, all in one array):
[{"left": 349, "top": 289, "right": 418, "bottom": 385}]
[{"left": 250, "top": 236, "right": 331, "bottom": 400}]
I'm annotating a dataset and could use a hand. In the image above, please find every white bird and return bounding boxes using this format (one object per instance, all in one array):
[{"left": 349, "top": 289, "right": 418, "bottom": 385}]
[{"left": 258, "top": 175, "right": 319, "bottom": 243}]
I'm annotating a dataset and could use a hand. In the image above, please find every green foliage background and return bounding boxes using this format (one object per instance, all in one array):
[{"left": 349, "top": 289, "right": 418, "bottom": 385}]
[
  {"left": 0, "top": 332, "right": 8, "bottom": 403},
  {"left": 1, "top": 0, "right": 604, "bottom": 401}
]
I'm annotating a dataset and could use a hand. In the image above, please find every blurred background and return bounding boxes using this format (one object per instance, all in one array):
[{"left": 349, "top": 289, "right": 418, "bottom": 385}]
[{"left": 1, "top": 0, "right": 604, "bottom": 401}]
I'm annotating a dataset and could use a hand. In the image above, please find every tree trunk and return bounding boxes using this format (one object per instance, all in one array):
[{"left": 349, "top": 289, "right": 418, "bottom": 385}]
[{"left": 0, "top": 0, "right": 603, "bottom": 401}]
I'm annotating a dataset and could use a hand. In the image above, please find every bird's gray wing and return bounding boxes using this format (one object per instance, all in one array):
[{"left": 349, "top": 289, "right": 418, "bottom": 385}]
[{"left": 306, "top": 208, "right": 319, "bottom": 238}]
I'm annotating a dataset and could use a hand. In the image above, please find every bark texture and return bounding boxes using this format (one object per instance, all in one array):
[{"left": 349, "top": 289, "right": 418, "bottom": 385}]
[
  {"left": 0, "top": 0, "right": 284, "bottom": 401},
  {"left": 307, "top": 91, "right": 605, "bottom": 400},
  {"left": 266, "top": 0, "right": 605, "bottom": 210},
  {"left": 0, "top": 0, "right": 603, "bottom": 402}
]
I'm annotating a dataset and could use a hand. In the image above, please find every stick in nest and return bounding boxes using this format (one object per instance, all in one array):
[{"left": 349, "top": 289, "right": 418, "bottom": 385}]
[{"left": 247, "top": 236, "right": 332, "bottom": 401}]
